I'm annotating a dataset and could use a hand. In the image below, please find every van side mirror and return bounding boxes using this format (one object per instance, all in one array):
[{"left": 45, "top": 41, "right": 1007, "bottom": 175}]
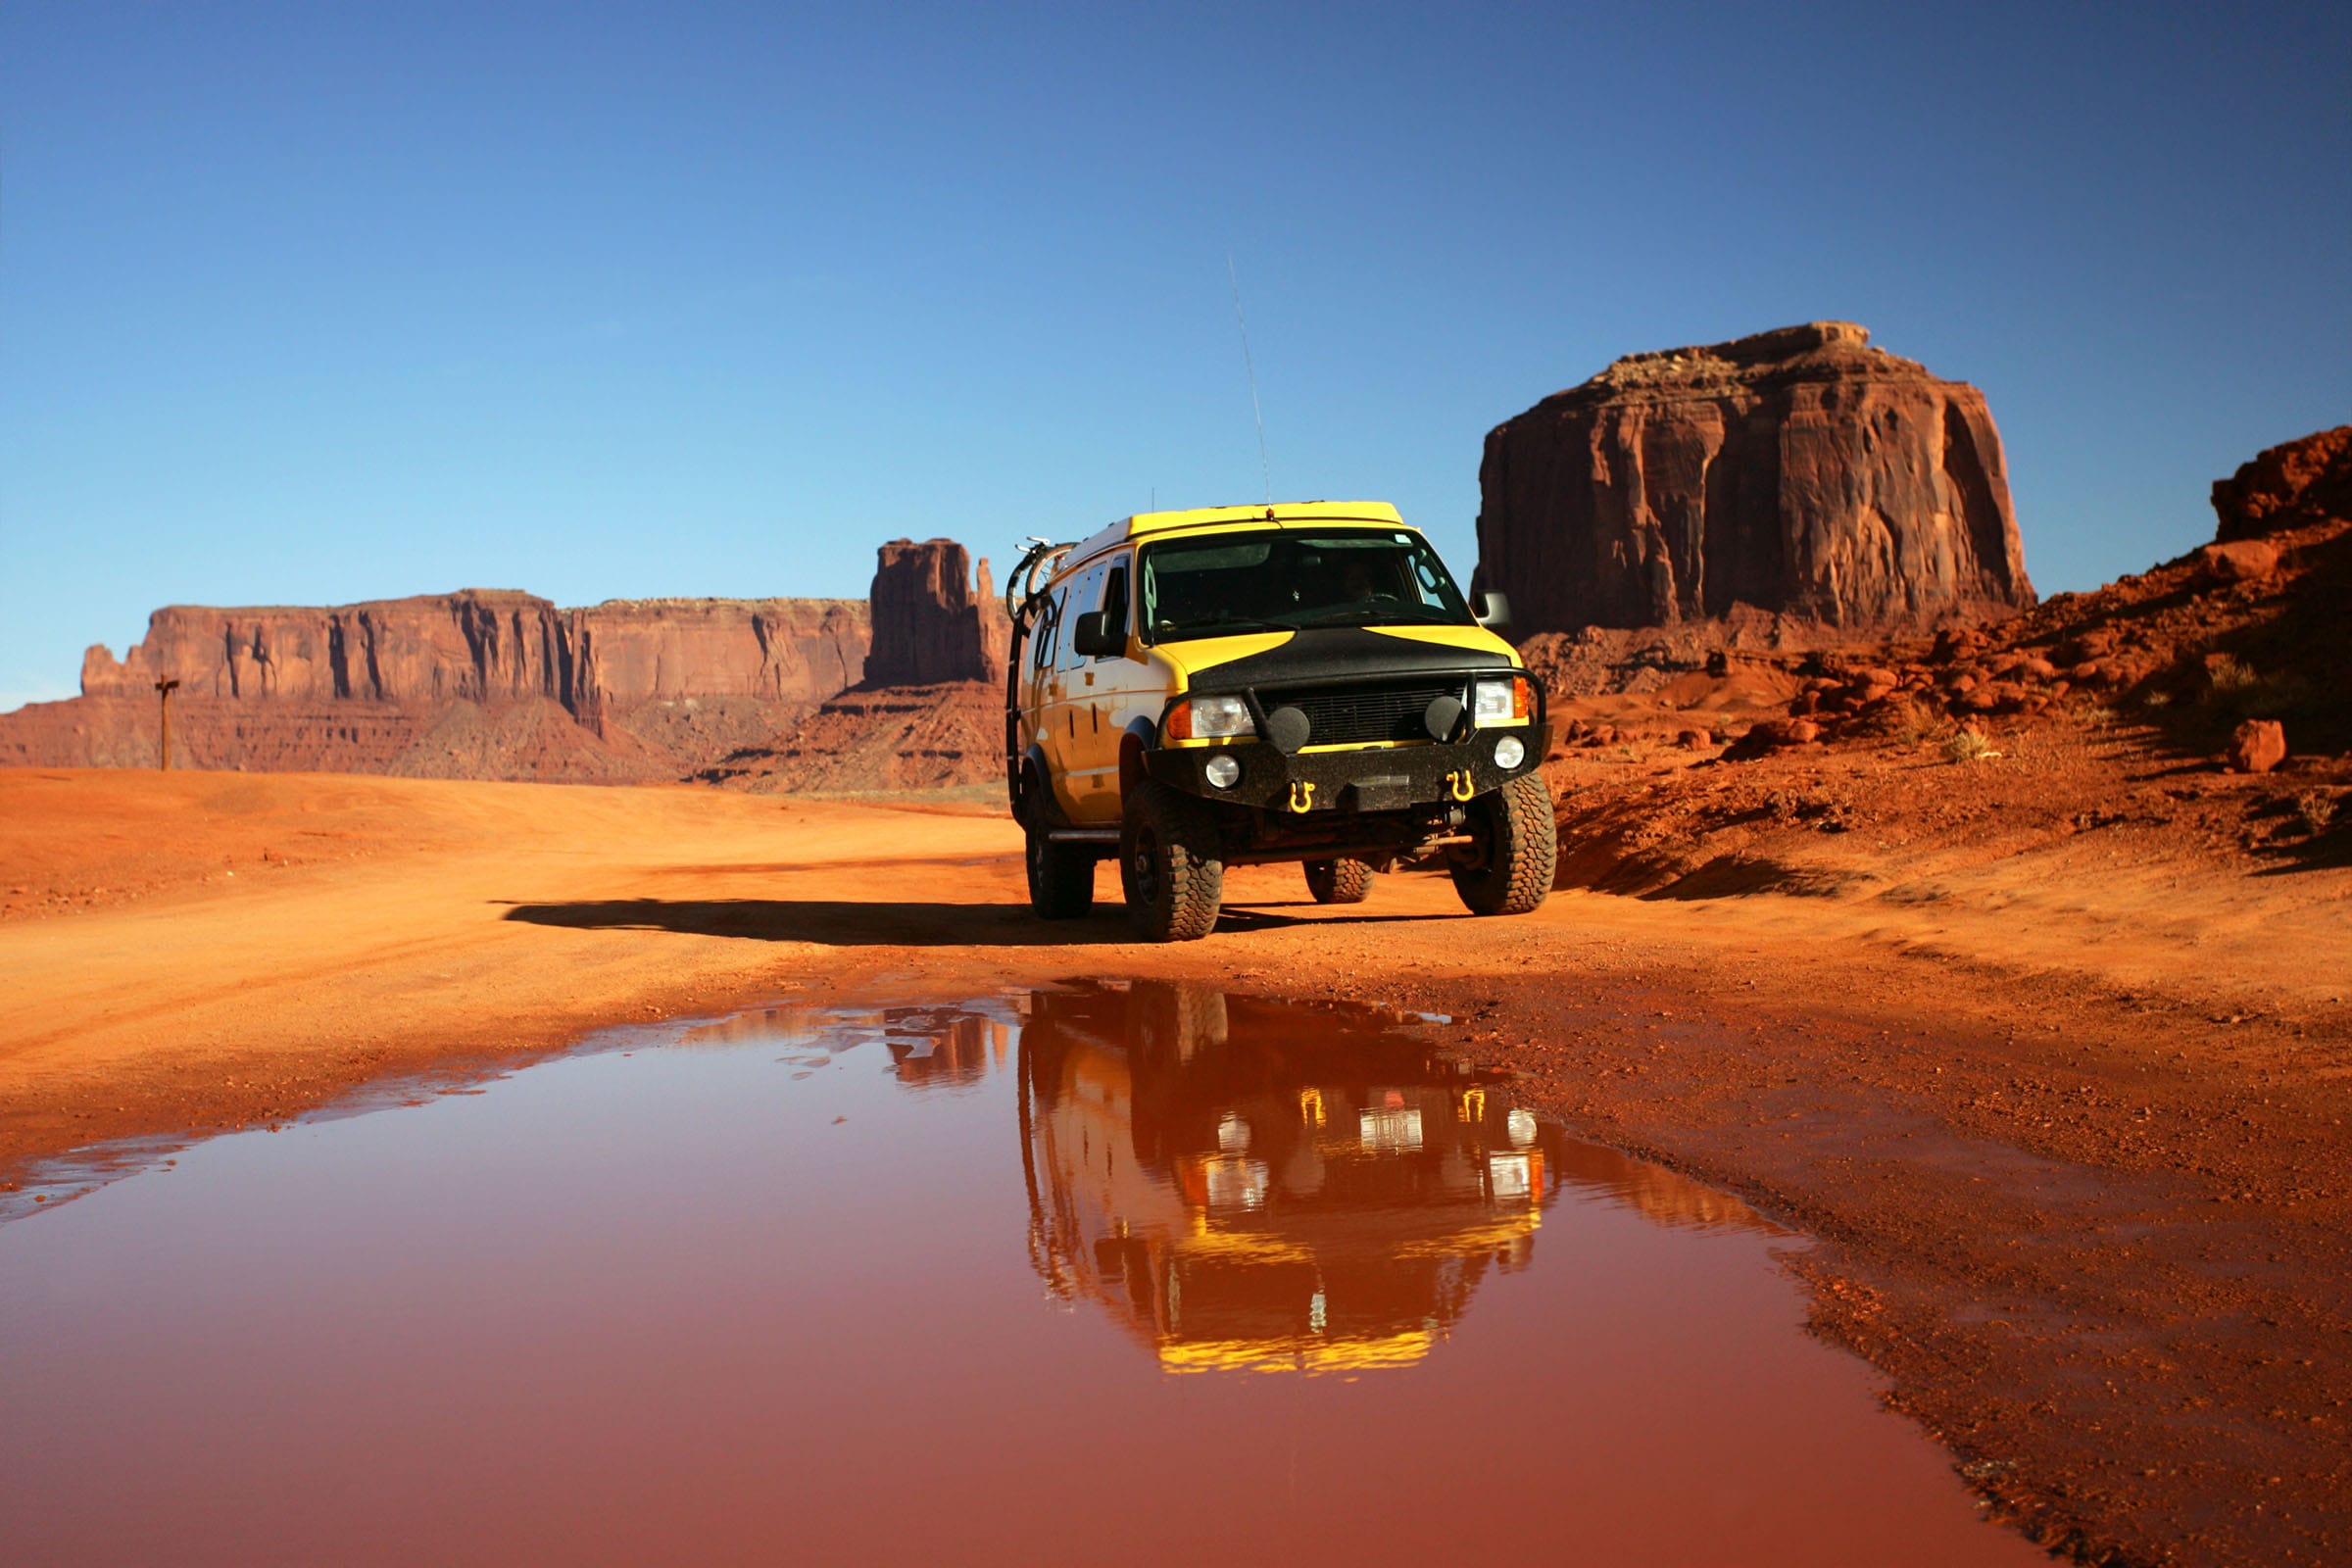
[
  {"left": 1472, "top": 591, "right": 1512, "bottom": 635},
  {"left": 1071, "top": 610, "right": 1125, "bottom": 659}
]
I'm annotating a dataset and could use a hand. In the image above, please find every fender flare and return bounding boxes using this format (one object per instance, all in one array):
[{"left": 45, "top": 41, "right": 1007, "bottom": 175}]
[
  {"left": 1117, "top": 719, "right": 1158, "bottom": 801},
  {"left": 1013, "top": 744, "right": 1059, "bottom": 829}
]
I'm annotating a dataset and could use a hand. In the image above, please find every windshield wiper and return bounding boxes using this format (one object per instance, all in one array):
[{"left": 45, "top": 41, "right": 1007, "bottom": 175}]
[
  {"left": 1154, "top": 612, "right": 1298, "bottom": 638},
  {"left": 1288, "top": 605, "right": 1468, "bottom": 629}
]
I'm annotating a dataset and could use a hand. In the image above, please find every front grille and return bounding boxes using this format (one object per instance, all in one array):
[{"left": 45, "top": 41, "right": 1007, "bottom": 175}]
[{"left": 1262, "top": 682, "right": 1461, "bottom": 746}]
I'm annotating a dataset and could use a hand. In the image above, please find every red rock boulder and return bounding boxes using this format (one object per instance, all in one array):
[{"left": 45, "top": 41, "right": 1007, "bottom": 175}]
[
  {"left": 2197, "top": 540, "right": 2281, "bottom": 582},
  {"left": 2227, "top": 720, "right": 2287, "bottom": 774}
]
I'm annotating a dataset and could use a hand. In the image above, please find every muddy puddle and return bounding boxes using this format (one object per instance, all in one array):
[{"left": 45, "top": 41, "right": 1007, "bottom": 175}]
[{"left": 0, "top": 983, "right": 2044, "bottom": 1566}]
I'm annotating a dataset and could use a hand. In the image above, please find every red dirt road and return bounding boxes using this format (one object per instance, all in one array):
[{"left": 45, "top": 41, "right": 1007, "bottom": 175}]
[{"left": 3, "top": 767, "right": 2348, "bottom": 1566}]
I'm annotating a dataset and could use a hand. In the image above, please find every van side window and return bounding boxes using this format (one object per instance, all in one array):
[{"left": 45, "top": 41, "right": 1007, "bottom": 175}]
[
  {"left": 1056, "top": 564, "right": 1104, "bottom": 672},
  {"left": 1032, "top": 588, "right": 1064, "bottom": 670},
  {"left": 1095, "top": 561, "right": 1130, "bottom": 661}
]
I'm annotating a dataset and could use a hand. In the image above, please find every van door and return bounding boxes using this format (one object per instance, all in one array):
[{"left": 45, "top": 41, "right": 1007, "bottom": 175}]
[
  {"left": 1069, "top": 553, "right": 1141, "bottom": 820},
  {"left": 1042, "top": 561, "right": 1106, "bottom": 820},
  {"left": 1022, "top": 579, "right": 1068, "bottom": 805}
]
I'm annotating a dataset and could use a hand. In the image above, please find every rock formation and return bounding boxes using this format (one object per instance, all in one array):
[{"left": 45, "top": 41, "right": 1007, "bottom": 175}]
[
  {"left": 700, "top": 684, "right": 1004, "bottom": 794},
  {"left": 0, "top": 541, "right": 1033, "bottom": 789},
  {"left": 1476, "top": 322, "right": 2035, "bottom": 637},
  {"left": 705, "top": 540, "right": 1013, "bottom": 793},
  {"left": 1725, "top": 423, "right": 2352, "bottom": 761},
  {"left": 2212, "top": 425, "right": 2352, "bottom": 542},
  {"left": 74, "top": 591, "right": 864, "bottom": 719},
  {"left": 7, "top": 590, "right": 869, "bottom": 782},
  {"left": 863, "top": 540, "right": 1009, "bottom": 687}
]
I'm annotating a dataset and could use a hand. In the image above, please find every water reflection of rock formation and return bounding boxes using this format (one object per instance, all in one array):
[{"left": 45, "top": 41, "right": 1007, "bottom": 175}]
[
  {"left": 1013, "top": 983, "right": 1563, "bottom": 1376},
  {"left": 681, "top": 1004, "right": 1010, "bottom": 1090},
  {"left": 884, "top": 1010, "right": 1008, "bottom": 1089}
]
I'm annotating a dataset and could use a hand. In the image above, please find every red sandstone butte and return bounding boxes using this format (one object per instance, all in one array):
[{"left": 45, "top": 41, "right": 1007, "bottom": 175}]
[
  {"left": 75, "top": 592, "right": 865, "bottom": 715},
  {"left": 862, "top": 539, "right": 1010, "bottom": 687},
  {"left": 706, "top": 539, "right": 1013, "bottom": 792},
  {"left": 1476, "top": 322, "right": 2035, "bottom": 636},
  {"left": 9, "top": 591, "right": 868, "bottom": 781}
]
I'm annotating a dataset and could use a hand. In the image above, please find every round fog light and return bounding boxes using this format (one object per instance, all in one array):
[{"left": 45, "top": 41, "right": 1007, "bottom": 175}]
[
  {"left": 1493, "top": 734, "right": 1526, "bottom": 770},
  {"left": 1203, "top": 753, "right": 1242, "bottom": 789}
]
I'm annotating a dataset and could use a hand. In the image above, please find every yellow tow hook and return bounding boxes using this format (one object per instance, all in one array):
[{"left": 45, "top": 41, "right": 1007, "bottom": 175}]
[
  {"left": 1446, "top": 768, "right": 1475, "bottom": 802},
  {"left": 1287, "top": 780, "right": 1317, "bottom": 813}
]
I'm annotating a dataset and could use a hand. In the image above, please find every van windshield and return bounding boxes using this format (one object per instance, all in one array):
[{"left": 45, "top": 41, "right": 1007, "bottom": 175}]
[{"left": 1137, "top": 529, "right": 1474, "bottom": 644}]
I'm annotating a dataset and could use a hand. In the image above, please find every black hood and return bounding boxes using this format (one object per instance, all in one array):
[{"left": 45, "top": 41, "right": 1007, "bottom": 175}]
[{"left": 1180, "top": 626, "right": 1511, "bottom": 695}]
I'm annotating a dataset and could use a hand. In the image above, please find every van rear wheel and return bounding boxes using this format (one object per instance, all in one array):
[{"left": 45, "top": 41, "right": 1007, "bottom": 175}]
[
  {"left": 1303, "top": 858, "right": 1373, "bottom": 905},
  {"left": 1120, "top": 783, "right": 1224, "bottom": 942},
  {"left": 1026, "top": 828, "right": 1096, "bottom": 919},
  {"left": 1449, "top": 774, "right": 1556, "bottom": 916}
]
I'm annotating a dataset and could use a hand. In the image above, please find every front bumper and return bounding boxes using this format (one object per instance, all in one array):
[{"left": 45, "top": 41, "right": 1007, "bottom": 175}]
[{"left": 1143, "top": 725, "right": 1548, "bottom": 814}]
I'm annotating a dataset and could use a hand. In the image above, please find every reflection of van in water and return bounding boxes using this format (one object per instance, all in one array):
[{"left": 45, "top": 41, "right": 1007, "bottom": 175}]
[
  {"left": 1017, "top": 984, "right": 1561, "bottom": 1376},
  {"left": 1004, "top": 504, "right": 1556, "bottom": 940}
]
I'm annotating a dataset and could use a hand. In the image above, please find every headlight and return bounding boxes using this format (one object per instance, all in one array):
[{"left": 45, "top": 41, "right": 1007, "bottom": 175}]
[
  {"left": 1167, "top": 694, "right": 1252, "bottom": 741},
  {"left": 1493, "top": 734, "right": 1525, "bottom": 769},
  {"left": 1472, "top": 675, "right": 1531, "bottom": 727},
  {"left": 1203, "top": 753, "right": 1242, "bottom": 789}
]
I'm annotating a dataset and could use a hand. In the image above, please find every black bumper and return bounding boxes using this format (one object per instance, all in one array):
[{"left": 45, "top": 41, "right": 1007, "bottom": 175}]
[{"left": 1143, "top": 726, "right": 1547, "bottom": 814}]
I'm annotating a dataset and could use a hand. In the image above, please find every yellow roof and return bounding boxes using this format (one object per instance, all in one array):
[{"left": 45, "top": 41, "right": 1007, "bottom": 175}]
[
  {"left": 1063, "top": 501, "right": 1409, "bottom": 567},
  {"left": 1124, "top": 500, "right": 1403, "bottom": 536}
]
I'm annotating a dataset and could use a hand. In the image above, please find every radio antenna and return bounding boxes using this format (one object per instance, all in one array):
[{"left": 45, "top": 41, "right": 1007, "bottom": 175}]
[{"left": 1227, "top": 252, "right": 1273, "bottom": 505}]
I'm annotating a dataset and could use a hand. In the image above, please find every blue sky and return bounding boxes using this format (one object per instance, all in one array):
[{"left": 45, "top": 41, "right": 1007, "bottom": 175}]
[{"left": 4, "top": 1, "right": 2346, "bottom": 709}]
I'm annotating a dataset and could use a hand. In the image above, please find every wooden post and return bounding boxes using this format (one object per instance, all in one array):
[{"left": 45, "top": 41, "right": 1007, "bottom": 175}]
[{"left": 155, "top": 678, "right": 179, "bottom": 770}]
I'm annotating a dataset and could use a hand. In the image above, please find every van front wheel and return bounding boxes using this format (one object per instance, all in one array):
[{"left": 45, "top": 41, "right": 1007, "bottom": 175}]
[
  {"left": 1120, "top": 783, "right": 1224, "bottom": 942},
  {"left": 1449, "top": 774, "right": 1556, "bottom": 916}
]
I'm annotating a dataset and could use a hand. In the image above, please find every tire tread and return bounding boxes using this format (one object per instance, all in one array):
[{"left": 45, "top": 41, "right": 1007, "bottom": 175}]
[{"left": 1451, "top": 773, "right": 1556, "bottom": 916}]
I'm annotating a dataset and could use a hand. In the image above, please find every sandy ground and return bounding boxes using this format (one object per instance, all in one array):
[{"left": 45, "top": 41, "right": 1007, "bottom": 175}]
[{"left": 3, "top": 765, "right": 2348, "bottom": 1567}]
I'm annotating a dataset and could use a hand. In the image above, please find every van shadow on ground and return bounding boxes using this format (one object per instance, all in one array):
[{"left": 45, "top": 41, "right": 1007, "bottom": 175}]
[{"left": 497, "top": 897, "right": 1443, "bottom": 947}]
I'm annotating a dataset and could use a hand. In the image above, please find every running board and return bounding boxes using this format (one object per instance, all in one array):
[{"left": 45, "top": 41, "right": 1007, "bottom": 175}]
[{"left": 1046, "top": 828, "right": 1121, "bottom": 845}]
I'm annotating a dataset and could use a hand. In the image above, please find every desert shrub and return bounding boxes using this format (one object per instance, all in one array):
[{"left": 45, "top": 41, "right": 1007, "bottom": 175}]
[
  {"left": 1943, "top": 727, "right": 1998, "bottom": 763},
  {"left": 2206, "top": 656, "right": 2260, "bottom": 695},
  {"left": 2204, "top": 660, "right": 2312, "bottom": 725},
  {"left": 2299, "top": 792, "right": 2339, "bottom": 836},
  {"left": 1866, "top": 691, "right": 1945, "bottom": 746}
]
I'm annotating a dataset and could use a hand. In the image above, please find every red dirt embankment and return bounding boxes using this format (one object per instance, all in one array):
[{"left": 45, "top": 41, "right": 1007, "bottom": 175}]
[{"left": 2, "top": 761, "right": 2347, "bottom": 1567}]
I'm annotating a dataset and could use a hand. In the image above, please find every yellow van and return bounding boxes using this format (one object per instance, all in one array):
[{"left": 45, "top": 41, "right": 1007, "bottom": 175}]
[{"left": 1004, "top": 502, "right": 1554, "bottom": 941}]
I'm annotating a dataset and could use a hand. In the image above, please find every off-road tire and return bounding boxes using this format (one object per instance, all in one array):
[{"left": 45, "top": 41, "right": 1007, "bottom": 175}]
[
  {"left": 1449, "top": 773, "right": 1556, "bottom": 916},
  {"left": 1026, "top": 827, "right": 1096, "bottom": 919},
  {"left": 1303, "top": 858, "right": 1374, "bottom": 905},
  {"left": 1120, "top": 782, "right": 1224, "bottom": 942}
]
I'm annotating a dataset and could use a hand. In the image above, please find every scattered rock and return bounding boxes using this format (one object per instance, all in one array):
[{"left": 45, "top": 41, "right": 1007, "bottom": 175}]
[
  {"left": 2227, "top": 720, "right": 2287, "bottom": 774},
  {"left": 2197, "top": 540, "right": 2281, "bottom": 583},
  {"left": 1933, "top": 627, "right": 1994, "bottom": 665}
]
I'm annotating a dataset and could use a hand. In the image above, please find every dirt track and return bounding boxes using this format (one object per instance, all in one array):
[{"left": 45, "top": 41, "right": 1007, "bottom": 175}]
[{"left": 3, "top": 766, "right": 2348, "bottom": 1567}]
